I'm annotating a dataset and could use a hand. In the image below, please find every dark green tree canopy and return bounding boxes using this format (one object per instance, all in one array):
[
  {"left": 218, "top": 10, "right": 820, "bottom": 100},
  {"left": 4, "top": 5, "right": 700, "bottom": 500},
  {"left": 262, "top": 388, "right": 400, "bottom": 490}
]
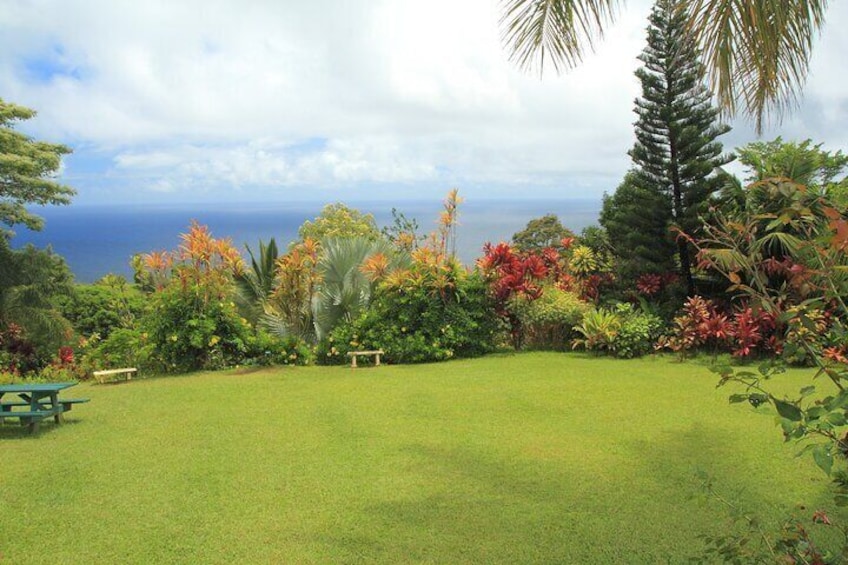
[
  {"left": 600, "top": 171, "right": 675, "bottom": 280},
  {"left": 0, "top": 99, "right": 74, "bottom": 235},
  {"left": 511, "top": 213, "right": 575, "bottom": 253},
  {"left": 603, "top": 0, "right": 731, "bottom": 296}
]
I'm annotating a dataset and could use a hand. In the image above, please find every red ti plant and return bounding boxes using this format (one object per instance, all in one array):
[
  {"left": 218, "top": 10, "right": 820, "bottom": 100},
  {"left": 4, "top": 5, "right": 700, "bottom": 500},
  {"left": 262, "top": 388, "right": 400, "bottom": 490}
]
[
  {"left": 658, "top": 296, "right": 730, "bottom": 354},
  {"left": 478, "top": 242, "right": 548, "bottom": 348},
  {"left": 57, "top": 346, "right": 75, "bottom": 366},
  {"left": 635, "top": 272, "right": 678, "bottom": 298},
  {"left": 730, "top": 305, "right": 776, "bottom": 357}
]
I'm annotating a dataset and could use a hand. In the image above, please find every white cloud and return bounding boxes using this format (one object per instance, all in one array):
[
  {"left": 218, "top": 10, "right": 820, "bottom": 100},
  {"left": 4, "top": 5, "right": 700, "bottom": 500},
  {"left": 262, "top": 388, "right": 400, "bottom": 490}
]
[{"left": 1, "top": 0, "right": 847, "bottom": 202}]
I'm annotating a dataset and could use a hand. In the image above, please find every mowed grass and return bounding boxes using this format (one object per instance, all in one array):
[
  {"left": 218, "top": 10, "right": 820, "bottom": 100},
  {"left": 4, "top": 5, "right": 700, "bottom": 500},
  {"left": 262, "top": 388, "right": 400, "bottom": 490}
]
[{"left": 0, "top": 353, "right": 832, "bottom": 563}]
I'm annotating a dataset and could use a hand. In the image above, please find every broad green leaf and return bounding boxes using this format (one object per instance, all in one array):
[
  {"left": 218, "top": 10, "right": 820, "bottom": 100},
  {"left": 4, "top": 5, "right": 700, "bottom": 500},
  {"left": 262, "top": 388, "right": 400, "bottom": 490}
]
[
  {"left": 805, "top": 406, "right": 825, "bottom": 421},
  {"left": 827, "top": 412, "right": 847, "bottom": 426},
  {"left": 812, "top": 445, "right": 833, "bottom": 475},
  {"left": 774, "top": 398, "right": 803, "bottom": 422}
]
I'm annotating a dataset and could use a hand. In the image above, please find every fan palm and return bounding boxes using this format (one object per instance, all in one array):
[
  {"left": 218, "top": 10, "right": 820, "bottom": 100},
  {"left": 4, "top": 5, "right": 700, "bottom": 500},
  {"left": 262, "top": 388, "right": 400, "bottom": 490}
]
[
  {"left": 500, "top": 0, "right": 828, "bottom": 132},
  {"left": 312, "top": 237, "right": 397, "bottom": 341}
]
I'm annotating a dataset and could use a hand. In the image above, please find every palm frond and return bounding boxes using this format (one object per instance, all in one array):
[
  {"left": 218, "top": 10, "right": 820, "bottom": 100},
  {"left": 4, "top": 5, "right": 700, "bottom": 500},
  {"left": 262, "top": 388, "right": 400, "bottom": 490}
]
[
  {"left": 312, "top": 237, "right": 394, "bottom": 339},
  {"left": 754, "top": 231, "right": 805, "bottom": 256},
  {"left": 500, "top": 0, "right": 621, "bottom": 73},
  {"left": 259, "top": 310, "right": 292, "bottom": 339},
  {"left": 683, "top": 0, "right": 828, "bottom": 132}
]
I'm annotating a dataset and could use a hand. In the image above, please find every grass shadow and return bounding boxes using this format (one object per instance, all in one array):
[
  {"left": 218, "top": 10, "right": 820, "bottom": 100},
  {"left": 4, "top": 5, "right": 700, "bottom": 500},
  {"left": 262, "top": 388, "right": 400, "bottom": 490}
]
[
  {"left": 311, "top": 442, "right": 688, "bottom": 563},
  {"left": 0, "top": 418, "right": 83, "bottom": 440}
]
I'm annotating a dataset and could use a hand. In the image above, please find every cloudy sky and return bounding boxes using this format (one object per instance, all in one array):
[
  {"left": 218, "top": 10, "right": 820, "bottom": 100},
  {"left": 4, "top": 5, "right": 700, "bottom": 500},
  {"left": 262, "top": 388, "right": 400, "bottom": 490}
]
[{"left": 3, "top": 0, "right": 848, "bottom": 205}]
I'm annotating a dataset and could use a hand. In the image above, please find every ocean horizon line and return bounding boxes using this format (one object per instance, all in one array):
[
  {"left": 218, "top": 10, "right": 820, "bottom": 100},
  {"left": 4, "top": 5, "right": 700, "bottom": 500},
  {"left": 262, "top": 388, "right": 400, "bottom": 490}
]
[{"left": 16, "top": 198, "right": 602, "bottom": 283}]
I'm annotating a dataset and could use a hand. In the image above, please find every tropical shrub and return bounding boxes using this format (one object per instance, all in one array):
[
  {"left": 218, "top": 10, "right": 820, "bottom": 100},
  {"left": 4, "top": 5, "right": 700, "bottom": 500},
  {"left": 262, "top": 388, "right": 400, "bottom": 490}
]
[
  {"left": 508, "top": 285, "right": 590, "bottom": 349},
  {"left": 244, "top": 330, "right": 313, "bottom": 367},
  {"left": 657, "top": 296, "right": 779, "bottom": 359},
  {"left": 263, "top": 238, "right": 320, "bottom": 342},
  {"left": 0, "top": 239, "right": 75, "bottom": 374},
  {"left": 234, "top": 238, "right": 279, "bottom": 325},
  {"left": 144, "top": 288, "right": 251, "bottom": 373},
  {"left": 312, "top": 237, "right": 400, "bottom": 341},
  {"left": 56, "top": 275, "right": 146, "bottom": 339},
  {"left": 572, "top": 308, "right": 620, "bottom": 354},
  {"left": 80, "top": 327, "right": 156, "bottom": 375},
  {"left": 319, "top": 266, "right": 500, "bottom": 365},
  {"left": 611, "top": 304, "right": 665, "bottom": 358},
  {"left": 572, "top": 303, "right": 664, "bottom": 358},
  {"left": 137, "top": 222, "right": 251, "bottom": 373},
  {"left": 478, "top": 241, "right": 548, "bottom": 348},
  {"left": 681, "top": 175, "right": 848, "bottom": 558}
]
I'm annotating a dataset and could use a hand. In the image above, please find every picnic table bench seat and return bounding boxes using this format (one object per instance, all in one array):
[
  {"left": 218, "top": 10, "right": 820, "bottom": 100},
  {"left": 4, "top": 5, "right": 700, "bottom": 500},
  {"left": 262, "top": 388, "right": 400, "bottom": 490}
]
[
  {"left": 0, "top": 409, "right": 57, "bottom": 419},
  {"left": 1, "top": 398, "right": 88, "bottom": 410},
  {"left": 0, "top": 407, "right": 64, "bottom": 433}
]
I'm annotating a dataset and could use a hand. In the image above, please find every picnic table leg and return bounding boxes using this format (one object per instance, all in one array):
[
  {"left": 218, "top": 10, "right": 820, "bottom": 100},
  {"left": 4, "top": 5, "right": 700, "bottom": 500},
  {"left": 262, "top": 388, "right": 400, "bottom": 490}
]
[
  {"left": 20, "top": 415, "right": 39, "bottom": 434},
  {"left": 50, "top": 392, "right": 64, "bottom": 424}
]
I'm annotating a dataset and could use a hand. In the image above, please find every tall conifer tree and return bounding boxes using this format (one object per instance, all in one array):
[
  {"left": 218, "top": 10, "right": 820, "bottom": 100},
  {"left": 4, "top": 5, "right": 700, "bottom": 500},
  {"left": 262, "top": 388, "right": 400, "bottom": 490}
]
[{"left": 602, "top": 0, "right": 731, "bottom": 296}]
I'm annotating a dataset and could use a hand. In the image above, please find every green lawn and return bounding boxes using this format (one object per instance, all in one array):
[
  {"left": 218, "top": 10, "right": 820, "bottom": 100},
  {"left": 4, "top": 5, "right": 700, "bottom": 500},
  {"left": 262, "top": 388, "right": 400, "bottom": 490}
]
[{"left": 0, "top": 353, "right": 833, "bottom": 563}]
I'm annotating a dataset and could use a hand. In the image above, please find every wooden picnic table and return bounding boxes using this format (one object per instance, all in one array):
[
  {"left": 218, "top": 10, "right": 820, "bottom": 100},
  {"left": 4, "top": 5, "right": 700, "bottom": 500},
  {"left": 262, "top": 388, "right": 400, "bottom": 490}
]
[{"left": 0, "top": 382, "right": 89, "bottom": 434}]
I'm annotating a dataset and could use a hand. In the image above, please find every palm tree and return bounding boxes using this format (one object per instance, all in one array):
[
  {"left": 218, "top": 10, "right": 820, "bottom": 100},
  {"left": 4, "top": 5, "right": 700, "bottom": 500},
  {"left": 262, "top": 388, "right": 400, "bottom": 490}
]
[
  {"left": 234, "top": 238, "right": 279, "bottom": 324},
  {"left": 500, "top": 0, "right": 828, "bottom": 132},
  {"left": 312, "top": 237, "right": 396, "bottom": 341},
  {"left": 0, "top": 239, "right": 73, "bottom": 368}
]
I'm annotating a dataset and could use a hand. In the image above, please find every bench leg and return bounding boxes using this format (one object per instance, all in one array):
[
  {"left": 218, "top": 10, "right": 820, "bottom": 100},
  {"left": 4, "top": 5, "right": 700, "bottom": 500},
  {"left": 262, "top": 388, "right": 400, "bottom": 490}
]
[
  {"left": 375, "top": 354, "right": 381, "bottom": 366},
  {"left": 351, "top": 355, "right": 357, "bottom": 369}
]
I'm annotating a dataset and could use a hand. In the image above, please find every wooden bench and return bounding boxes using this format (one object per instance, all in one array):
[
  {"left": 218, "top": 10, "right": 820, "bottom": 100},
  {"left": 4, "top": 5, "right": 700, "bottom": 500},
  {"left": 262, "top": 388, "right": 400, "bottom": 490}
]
[
  {"left": 346, "top": 350, "right": 384, "bottom": 368},
  {"left": 93, "top": 367, "right": 137, "bottom": 384}
]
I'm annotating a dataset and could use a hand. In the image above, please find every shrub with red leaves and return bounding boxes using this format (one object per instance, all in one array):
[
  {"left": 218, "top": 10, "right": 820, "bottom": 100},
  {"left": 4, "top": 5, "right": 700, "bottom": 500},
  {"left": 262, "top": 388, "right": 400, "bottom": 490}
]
[
  {"left": 58, "top": 346, "right": 75, "bottom": 366},
  {"left": 479, "top": 242, "right": 550, "bottom": 347},
  {"left": 636, "top": 273, "right": 663, "bottom": 296},
  {"left": 659, "top": 296, "right": 779, "bottom": 357}
]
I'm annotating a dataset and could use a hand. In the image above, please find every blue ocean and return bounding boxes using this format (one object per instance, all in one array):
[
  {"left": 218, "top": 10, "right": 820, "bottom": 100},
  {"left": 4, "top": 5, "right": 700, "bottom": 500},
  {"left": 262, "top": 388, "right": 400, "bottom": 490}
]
[{"left": 14, "top": 199, "right": 601, "bottom": 283}]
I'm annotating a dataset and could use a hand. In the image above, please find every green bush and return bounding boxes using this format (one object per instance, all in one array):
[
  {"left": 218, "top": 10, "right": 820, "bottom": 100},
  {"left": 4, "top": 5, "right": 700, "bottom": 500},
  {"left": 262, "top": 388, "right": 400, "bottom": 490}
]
[
  {"left": 56, "top": 276, "right": 147, "bottom": 339},
  {"left": 573, "top": 303, "right": 664, "bottom": 358},
  {"left": 508, "top": 286, "right": 590, "bottom": 350},
  {"left": 572, "top": 308, "right": 620, "bottom": 353},
  {"left": 612, "top": 304, "right": 665, "bottom": 358},
  {"left": 81, "top": 328, "right": 157, "bottom": 375},
  {"left": 244, "top": 330, "right": 313, "bottom": 367},
  {"left": 318, "top": 272, "right": 501, "bottom": 365},
  {"left": 143, "top": 288, "right": 252, "bottom": 373}
]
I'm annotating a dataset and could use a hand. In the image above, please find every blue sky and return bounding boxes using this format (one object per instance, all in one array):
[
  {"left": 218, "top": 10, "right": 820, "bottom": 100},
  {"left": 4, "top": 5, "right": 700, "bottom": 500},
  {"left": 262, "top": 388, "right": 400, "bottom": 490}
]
[{"left": 4, "top": 0, "right": 848, "bottom": 206}]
